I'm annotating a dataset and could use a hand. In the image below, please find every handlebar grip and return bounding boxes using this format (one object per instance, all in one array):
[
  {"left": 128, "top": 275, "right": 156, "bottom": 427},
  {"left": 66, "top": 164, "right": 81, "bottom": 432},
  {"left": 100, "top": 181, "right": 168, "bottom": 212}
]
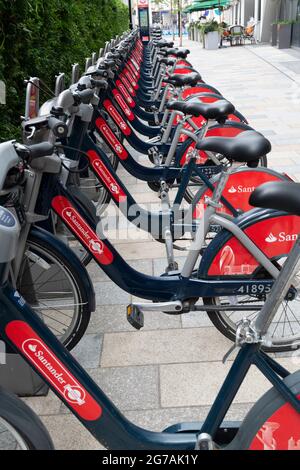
[
  {"left": 94, "top": 69, "right": 108, "bottom": 78},
  {"left": 25, "top": 142, "right": 54, "bottom": 160},
  {"left": 74, "top": 88, "right": 95, "bottom": 104},
  {"left": 90, "top": 79, "right": 108, "bottom": 89},
  {"left": 103, "top": 60, "right": 116, "bottom": 68},
  {"left": 48, "top": 116, "right": 68, "bottom": 138}
]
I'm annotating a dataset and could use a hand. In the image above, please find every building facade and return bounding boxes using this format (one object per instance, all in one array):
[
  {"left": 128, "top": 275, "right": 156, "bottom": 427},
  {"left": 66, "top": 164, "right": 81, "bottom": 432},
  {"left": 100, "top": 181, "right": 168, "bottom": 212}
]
[{"left": 227, "top": 0, "right": 300, "bottom": 45}]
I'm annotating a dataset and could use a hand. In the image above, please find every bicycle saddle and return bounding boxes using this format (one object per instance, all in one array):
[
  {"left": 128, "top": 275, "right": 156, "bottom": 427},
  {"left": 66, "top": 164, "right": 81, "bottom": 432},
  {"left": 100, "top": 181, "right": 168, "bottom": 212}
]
[
  {"left": 196, "top": 130, "right": 271, "bottom": 163},
  {"left": 156, "top": 40, "right": 174, "bottom": 48},
  {"left": 166, "top": 100, "right": 188, "bottom": 113},
  {"left": 184, "top": 99, "right": 235, "bottom": 120},
  {"left": 158, "top": 57, "right": 176, "bottom": 66},
  {"left": 165, "top": 72, "right": 202, "bottom": 87},
  {"left": 164, "top": 48, "right": 190, "bottom": 59},
  {"left": 174, "top": 49, "right": 191, "bottom": 59},
  {"left": 250, "top": 181, "right": 300, "bottom": 216}
]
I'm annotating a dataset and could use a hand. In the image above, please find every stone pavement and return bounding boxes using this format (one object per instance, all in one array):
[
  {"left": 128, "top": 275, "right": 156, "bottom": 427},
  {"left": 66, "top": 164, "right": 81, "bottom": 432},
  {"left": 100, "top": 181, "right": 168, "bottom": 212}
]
[{"left": 23, "top": 41, "right": 300, "bottom": 449}]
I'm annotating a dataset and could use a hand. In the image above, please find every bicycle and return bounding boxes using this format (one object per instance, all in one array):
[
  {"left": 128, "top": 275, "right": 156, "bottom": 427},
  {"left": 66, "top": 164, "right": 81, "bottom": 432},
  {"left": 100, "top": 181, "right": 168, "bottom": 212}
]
[
  {"left": 0, "top": 179, "right": 299, "bottom": 449},
  {"left": 0, "top": 128, "right": 95, "bottom": 350}
]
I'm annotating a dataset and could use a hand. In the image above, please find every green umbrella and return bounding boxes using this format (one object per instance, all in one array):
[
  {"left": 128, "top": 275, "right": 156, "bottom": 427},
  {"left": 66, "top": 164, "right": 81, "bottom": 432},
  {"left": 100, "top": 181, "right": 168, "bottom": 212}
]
[{"left": 184, "top": 0, "right": 230, "bottom": 13}]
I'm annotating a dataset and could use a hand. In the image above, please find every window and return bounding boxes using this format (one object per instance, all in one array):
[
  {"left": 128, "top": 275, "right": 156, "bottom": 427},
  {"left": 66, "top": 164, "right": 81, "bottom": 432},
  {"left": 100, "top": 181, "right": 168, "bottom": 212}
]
[{"left": 297, "top": 0, "right": 300, "bottom": 21}]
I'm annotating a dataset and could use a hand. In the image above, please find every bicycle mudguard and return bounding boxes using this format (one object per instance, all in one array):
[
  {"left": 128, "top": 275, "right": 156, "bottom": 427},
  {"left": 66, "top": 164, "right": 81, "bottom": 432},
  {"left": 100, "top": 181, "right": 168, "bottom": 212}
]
[
  {"left": 192, "top": 167, "right": 292, "bottom": 219},
  {"left": 177, "top": 111, "right": 247, "bottom": 144},
  {"left": 181, "top": 84, "right": 222, "bottom": 99},
  {"left": 177, "top": 121, "right": 254, "bottom": 166},
  {"left": 198, "top": 209, "right": 300, "bottom": 278},
  {"left": 29, "top": 226, "right": 96, "bottom": 312},
  {"left": 227, "top": 371, "right": 300, "bottom": 450}
]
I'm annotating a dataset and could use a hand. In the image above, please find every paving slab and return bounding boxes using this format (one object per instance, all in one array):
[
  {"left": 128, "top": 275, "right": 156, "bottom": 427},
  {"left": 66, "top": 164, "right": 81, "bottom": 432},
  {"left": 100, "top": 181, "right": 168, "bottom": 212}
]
[
  {"left": 159, "top": 358, "right": 299, "bottom": 408},
  {"left": 101, "top": 327, "right": 231, "bottom": 368},
  {"left": 88, "top": 304, "right": 181, "bottom": 334}
]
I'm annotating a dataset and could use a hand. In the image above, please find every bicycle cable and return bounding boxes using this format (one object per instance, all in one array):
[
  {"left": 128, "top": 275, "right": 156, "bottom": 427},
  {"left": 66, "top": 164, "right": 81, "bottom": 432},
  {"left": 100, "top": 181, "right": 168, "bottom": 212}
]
[
  {"left": 26, "top": 79, "right": 55, "bottom": 99},
  {"left": 54, "top": 144, "right": 91, "bottom": 174}
]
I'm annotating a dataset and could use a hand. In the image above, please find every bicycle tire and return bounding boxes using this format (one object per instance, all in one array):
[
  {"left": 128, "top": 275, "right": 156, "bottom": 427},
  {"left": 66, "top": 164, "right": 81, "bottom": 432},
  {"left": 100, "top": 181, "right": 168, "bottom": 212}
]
[
  {"left": 17, "top": 231, "right": 91, "bottom": 351},
  {"left": 203, "top": 259, "right": 300, "bottom": 353},
  {"left": 228, "top": 371, "right": 300, "bottom": 450},
  {"left": 0, "top": 386, "right": 54, "bottom": 450}
]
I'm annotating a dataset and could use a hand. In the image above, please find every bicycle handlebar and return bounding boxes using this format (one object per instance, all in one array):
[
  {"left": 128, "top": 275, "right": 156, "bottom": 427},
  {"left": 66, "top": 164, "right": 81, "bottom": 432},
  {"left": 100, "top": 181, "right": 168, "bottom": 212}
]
[
  {"left": 15, "top": 142, "right": 54, "bottom": 161},
  {"left": 73, "top": 88, "right": 96, "bottom": 105},
  {"left": 48, "top": 116, "right": 68, "bottom": 138},
  {"left": 90, "top": 78, "right": 108, "bottom": 89}
]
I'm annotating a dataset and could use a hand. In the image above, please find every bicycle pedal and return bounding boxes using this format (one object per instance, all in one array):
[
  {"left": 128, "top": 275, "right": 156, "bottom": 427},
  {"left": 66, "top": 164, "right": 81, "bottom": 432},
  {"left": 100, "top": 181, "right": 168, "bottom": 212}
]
[{"left": 126, "top": 304, "right": 144, "bottom": 330}]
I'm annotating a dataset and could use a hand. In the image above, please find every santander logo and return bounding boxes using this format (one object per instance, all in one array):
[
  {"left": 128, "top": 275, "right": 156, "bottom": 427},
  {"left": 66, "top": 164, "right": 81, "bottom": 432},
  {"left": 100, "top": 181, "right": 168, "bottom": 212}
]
[
  {"left": 103, "top": 100, "right": 131, "bottom": 136},
  {"left": 52, "top": 195, "right": 114, "bottom": 265},
  {"left": 24, "top": 339, "right": 87, "bottom": 405},
  {"left": 227, "top": 185, "right": 255, "bottom": 194},
  {"left": 86, "top": 150, "right": 126, "bottom": 203},
  {"left": 228, "top": 186, "right": 237, "bottom": 194},
  {"left": 63, "top": 209, "right": 104, "bottom": 257},
  {"left": 116, "top": 80, "right": 135, "bottom": 107},
  {"left": 265, "top": 232, "right": 298, "bottom": 243},
  {"left": 5, "top": 321, "right": 102, "bottom": 421},
  {"left": 95, "top": 117, "right": 128, "bottom": 160},
  {"left": 112, "top": 90, "right": 135, "bottom": 121},
  {"left": 265, "top": 233, "right": 278, "bottom": 243},
  {"left": 23, "top": 339, "right": 87, "bottom": 406}
]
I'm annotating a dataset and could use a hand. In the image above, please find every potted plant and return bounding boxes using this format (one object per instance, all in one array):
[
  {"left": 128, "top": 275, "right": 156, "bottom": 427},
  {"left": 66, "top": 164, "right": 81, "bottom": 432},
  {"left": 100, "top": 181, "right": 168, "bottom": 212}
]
[
  {"left": 276, "top": 21, "right": 293, "bottom": 49},
  {"left": 292, "top": 21, "right": 300, "bottom": 47},
  {"left": 187, "top": 22, "right": 195, "bottom": 41},
  {"left": 197, "top": 20, "right": 220, "bottom": 50},
  {"left": 271, "top": 22, "right": 278, "bottom": 46}
]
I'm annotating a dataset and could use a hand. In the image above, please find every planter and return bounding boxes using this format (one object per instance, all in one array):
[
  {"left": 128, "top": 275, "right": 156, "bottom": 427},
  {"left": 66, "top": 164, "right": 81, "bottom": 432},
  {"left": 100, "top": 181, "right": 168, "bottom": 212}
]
[
  {"left": 292, "top": 23, "right": 300, "bottom": 48},
  {"left": 204, "top": 31, "right": 219, "bottom": 50},
  {"left": 271, "top": 23, "right": 277, "bottom": 46},
  {"left": 277, "top": 23, "right": 292, "bottom": 49}
]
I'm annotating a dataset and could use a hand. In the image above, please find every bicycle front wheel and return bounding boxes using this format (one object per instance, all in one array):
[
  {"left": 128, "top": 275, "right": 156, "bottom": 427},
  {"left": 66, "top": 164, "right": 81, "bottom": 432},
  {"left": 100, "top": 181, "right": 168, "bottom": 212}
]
[
  {"left": 0, "top": 387, "right": 54, "bottom": 450},
  {"left": 17, "top": 232, "right": 91, "bottom": 351}
]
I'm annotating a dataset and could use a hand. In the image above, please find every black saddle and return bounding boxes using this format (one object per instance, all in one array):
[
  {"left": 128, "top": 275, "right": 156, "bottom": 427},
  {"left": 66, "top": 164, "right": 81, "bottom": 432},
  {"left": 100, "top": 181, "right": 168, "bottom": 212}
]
[
  {"left": 156, "top": 41, "right": 174, "bottom": 48},
  {"left": 184, "top": 99, "right": 234, "bottom": 120},
  {"left": 196, "top": 130, "right": 271, "bottom": 163},
  {"left": 163, "top": 48, "right": 190, "bottom": 59},
  {"left": 173, "top": 49, "right": 190, "bottom": 59},
  {"left": 250, "top": 182, "right": 300, "bottom": 216},
  {"left": 159, "top": 58, "right": 176, "bottom": 66},
  {"left": 166, "top": 100, "right": 188, "bottom": 113},
  {"left": 165, "top": 72, "right": 202, "bottom": 87}
]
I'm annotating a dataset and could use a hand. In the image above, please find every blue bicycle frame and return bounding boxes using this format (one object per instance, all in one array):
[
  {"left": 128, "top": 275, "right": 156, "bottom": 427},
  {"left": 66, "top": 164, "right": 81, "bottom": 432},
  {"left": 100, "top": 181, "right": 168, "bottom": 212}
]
[{"left": 0, "top": 279, "right": 299, "bottom": 450}]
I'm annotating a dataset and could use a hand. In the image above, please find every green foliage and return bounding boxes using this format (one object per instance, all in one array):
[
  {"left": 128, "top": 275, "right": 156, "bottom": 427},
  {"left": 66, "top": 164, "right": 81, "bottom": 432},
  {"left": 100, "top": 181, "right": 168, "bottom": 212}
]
[
  {"left": 195, "top": 20, "right": 221, "bottom": 36},
  {"left": 273, "top": 20, "right": 295, "bottom": 25},
  {"left": 0, "top": 0, "right": 129, "bottom": 140}
]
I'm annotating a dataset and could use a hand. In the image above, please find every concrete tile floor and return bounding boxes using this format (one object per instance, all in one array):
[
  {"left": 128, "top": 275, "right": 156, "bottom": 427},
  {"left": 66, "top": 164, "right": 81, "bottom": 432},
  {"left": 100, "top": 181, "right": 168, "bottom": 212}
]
[{"left": 23, "top": 41, "right": 300, "bottom": 449}]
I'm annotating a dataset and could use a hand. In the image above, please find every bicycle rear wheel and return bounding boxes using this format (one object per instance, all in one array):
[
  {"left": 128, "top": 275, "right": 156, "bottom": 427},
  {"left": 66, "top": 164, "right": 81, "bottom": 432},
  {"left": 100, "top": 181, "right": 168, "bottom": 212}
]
[
  {"left": 0, "top": 387, "right": 54, "bottom": 450},
  {"left": 203, "top": 258, "right": 300, "bottom": 353},
  {"left": 228, "top": 371, "right": 300, "bottom": 450}
]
